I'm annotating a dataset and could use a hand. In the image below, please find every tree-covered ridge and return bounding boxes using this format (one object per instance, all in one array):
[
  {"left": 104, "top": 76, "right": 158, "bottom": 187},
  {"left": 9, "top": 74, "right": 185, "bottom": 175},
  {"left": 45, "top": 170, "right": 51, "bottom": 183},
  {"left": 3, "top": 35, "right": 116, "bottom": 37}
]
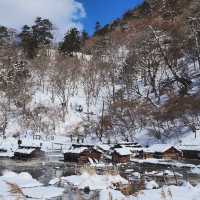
[{"left": 0, "top": 0, "right": 200, "bottom": 143}]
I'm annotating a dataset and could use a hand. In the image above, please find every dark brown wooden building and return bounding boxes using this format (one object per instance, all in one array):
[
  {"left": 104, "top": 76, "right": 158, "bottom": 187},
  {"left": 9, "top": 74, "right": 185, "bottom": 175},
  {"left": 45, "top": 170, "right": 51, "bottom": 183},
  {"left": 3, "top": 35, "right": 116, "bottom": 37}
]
[
  {"left": 179, "top": 146, "right": 200, "bottom": 160},
  {"left": 63, "top": 147, "right": 102, "bottom": 164},
  {"left": 0, "top": 147, "right": 14, "bottom": 159},
  {"left": 112, "top": 148, "right": 131, "bottom": 163},
  {"left": 144, "top": 145, "right": 182, "bottom": 160},
  {"left": 14, "top": 147, "right": 45, "bottom": 160}
]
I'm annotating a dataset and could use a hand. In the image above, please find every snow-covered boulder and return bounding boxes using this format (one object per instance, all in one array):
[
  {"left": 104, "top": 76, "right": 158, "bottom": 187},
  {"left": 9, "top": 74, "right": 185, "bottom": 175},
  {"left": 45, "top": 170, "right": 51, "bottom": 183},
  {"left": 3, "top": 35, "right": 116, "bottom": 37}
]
[
  {"left": 145, "top": 180, "right": 159, "bottom": 189},
  {"left": 61, "top": 171, "right": 128, "bottom": 190}
]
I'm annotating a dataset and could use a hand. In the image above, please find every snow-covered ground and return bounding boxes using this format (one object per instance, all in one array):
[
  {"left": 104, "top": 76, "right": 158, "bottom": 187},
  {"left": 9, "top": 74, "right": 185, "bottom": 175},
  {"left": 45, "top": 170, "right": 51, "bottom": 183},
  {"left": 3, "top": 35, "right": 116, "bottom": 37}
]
[
  {"left": 0, "top": 171, "right": 64, "bottom": 199},
  {"left": 50, "top": 170, "right": 128, "bottom": 190},
  {"left": 129, "top": 183, "right": 200, "bottom": 200},
  {"left": 49, "top": 170, "right": 200, "bottom": 200}
]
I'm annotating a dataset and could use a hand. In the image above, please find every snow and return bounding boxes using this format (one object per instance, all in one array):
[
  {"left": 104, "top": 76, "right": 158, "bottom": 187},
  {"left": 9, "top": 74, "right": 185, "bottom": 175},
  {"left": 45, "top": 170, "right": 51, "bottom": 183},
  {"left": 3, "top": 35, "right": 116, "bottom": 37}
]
[
  {"left": 129, "top": 184, "right": 200, "bottom": 200},
  {"left": 0, "top": 151, "right": 14, "bottom": 158},
  {"left": 63, "top": 147, "right": 88, "bottom": 154},
  {"left": 49, "top": 177, "right": 61, "bottom": 185},
  {"left": 0, "top": 171, "right": 64, "bottom": 199},
  {"left": 145, "top": 170, "right": 183, "bottom": 177},
  {"left": 144, "top": 144, "right": 179, "bottom": 153},
  {"left": 178, "top": 145, "right": 200, "bottom": 151},
  {"left": 0, "top": 171, "right": 43, "bottom": 188},
  {"left": 131, "top": 158, "right": 197, "bottom": 168},
  {"left": 99, "top": 188, "right": 126, "bottom": 200},
  {"left": 145, "top": 180, "right": 159, "bottom": 189},
  {"left": 191, "top": 166, "right": 200, "bottom": 174},
  {"left": 61, "top": 171, "right": 128, "bottom": 190},
  {"left": 14, "top": 148, "right": 36, "bottom": 154},
  {"left": 19, "top": 138, "right": 42, "bottom": 148},
  {"left": 98, "top": 184, "right": 200, "bottom": 200},
  {"left": 114, "top": 147, "right": 132, "bottom": 156},
  {"left": 132, "top": 172, "right": 141, "bottom": 178},
  {"left": 0, "top": 137, "right": 18, "bottom": 151},
  {"left": 22, "top": 186, "right": 64, "bottom": 199},
  {"left": 97, "top": 144, "right": 111, "bottom": 151},
  {"left": 88, "top": 181, "right": 200, "bottom": 200}
]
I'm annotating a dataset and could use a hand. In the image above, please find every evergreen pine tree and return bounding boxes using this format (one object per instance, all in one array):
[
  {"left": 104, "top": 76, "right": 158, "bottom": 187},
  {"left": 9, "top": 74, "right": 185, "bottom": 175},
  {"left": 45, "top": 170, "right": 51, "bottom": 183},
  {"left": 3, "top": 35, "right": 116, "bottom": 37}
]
[
  {"left": 18, "top": 17, "right": 54, "bottom": 58},
  {"left": 94, "top": 21, "right": 101, "bottom": 35},
  {"left": 18, "top": 25, "right": 37, "bottom": 58},
  {"left": 81, "top": 30, "right": 89, "bottom": 46},
  {"left": 0, "top": 26, "right": 9, "bottom": 44},
  {"left": 32, "top": 17, "right": 54, "bottom": 46},
  {"left": 59, "top": 28, "right": 81, "bottom": 55}
]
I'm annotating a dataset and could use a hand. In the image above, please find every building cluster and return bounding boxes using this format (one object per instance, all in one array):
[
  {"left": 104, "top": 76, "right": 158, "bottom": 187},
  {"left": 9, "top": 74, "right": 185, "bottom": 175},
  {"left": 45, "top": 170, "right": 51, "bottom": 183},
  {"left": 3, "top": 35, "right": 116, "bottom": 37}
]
[
  {"left": 63, "top": 143, "right": 200, "bottom": 164},
  {"left": 0, "top": 138, "right": 45, "bottom": 160},
  {"left": 1, "top": 136, "right": 200, "bottom": 164}
]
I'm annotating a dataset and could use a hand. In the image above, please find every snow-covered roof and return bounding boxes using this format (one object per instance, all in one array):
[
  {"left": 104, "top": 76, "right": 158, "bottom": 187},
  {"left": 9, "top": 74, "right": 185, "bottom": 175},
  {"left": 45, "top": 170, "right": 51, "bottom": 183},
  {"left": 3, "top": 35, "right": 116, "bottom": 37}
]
[
  {"left": 97, "top": 144, "right": 111, "bottom": 151},
  {"left": 178, "top": 145, "right": 200, "bottom": 151},
  {"left": 15, "top": 148, "right": 36, "bottom": 155},
  {"left": 145, "top": 144, "right": 179, "bottom": 153},
  {"left": 20, "top": 139, "right": 41, "bottom": 148},
  {"left": 129, "top": 147, "right": 144, "bottom": 152},
  {"left": 0, "top": 143, "right": 8, "bottom": 151},
  {"left": 114, "top": 148, "right": 132, "bottom": 156},
  {"left": 0, "top": 152, "right": 14, "bottom": 158},
  {"left": 63, "top": 147, "right": 88, "bottom": 154}
]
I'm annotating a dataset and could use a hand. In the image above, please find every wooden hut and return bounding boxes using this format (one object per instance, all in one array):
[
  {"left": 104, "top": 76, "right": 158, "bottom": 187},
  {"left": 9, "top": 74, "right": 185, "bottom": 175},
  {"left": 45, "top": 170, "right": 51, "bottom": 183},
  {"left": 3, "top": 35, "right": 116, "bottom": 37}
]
[
  {"left": 0, "top": 145, "right": 14, "bottom": 159},
  {"left": 112, "top": 147, "right": 132, "bottom": 163},
  {"left": 97, "top": 144, "right": 111, "bottom": 153},
  {"left": 144, "top": 144, "right": 182, "bottom": 160},
  {"left": 95, "top": 144, "right": 112, "bottom": 162},
  {"left": 178, "top": 145, "right": 200, "bottom": 160},
  {"left": 129, "top": 147, "right": 144, "bottom": 159},
  {"left": 14, "top": 147, "right": 45, "bottom": 160},
  {"left": 18, "top": 139, "right": 42, "bottom": 149},
  {"left": 63, "top": 146, "right": 102, "bottom": 164},
  {"left": 90, "top": 147, "right": 103, "bottom": 161}
]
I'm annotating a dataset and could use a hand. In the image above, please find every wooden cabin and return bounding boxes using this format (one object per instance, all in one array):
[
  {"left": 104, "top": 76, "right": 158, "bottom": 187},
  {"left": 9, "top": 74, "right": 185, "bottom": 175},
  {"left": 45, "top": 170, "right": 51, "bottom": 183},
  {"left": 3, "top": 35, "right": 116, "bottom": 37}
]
[
  {"left": 144, "top": 144, "right": 182, "bottom": 160},
  {"left": 18, "top": 139, "right": 42, "bottom": 149},
  {"left": 0, "top": 151, "right": 14, "bottom": 158},
  {"left": 63, "top": 146, "right": 102, "bottom": 164},
  {"left": 112, "top": 148, "right": 131, "bottom": 163},
  {"left": 129, "top": 147, "right": 144, "bottom": 159},
  {"left": 86, "top": 147, "right": 102, "bottom": 162},
  {"left": 179, "top": 146, "right": 200, "bottom": 160},
  {"left": 0, "top": 146, "right": 14, "bottom": 159},
  {"left": 14, "top": 147, "right": 45, "bottom": 160},
  {"left": 96, "top": 144, "right": 112, "bottom": 162},
  {"left": 97, "top": 144, "right": 111, "bottom": 153}
]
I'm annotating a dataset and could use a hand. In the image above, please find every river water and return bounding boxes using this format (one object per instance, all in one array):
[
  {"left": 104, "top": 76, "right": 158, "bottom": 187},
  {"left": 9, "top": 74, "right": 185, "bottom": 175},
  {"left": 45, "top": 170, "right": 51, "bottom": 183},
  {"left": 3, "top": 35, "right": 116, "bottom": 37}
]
[{"left": 1, "top": 154, "right": 200, "bottom": 199}]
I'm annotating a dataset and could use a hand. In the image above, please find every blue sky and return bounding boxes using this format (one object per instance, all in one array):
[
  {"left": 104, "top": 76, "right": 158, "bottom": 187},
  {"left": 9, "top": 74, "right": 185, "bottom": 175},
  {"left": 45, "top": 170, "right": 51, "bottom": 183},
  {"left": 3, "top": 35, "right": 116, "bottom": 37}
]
[
  {"left": 0, "top": 0, "right": 144, "bottom": 40},
  {"left": 78, "top": 0, "right": 144, "bottom": 35}
]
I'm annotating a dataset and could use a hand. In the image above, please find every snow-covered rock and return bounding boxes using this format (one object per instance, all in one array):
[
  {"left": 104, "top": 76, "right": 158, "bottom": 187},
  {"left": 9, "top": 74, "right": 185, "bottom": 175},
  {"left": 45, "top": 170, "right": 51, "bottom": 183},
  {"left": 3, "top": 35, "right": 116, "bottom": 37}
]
[
  {"left": 145, "top": 180, "right": 159, "bottom": 189},
  {"left": 61, "top": 171, "right": 128, "bottom": 190},
  {"left": 0, "top": 171, "right": 64, "bottom": 199},
  {"left": 99, "top": 188, "right": 125, "bottom": 200}
]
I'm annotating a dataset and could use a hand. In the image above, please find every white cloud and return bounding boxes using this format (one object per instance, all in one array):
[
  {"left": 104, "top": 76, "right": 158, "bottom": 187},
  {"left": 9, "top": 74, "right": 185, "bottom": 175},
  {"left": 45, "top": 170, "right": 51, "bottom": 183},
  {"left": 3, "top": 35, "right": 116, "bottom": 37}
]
[{"left": 0, "top": 0, "right": 86, "bottom": 40}]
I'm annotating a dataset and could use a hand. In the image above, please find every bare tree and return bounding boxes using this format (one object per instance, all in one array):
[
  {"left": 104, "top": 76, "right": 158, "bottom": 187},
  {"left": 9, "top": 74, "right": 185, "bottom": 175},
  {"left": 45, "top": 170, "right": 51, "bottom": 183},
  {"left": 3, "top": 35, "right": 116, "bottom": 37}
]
[
  {"left": 50, "top": 55, "right": 80, "bottom": 121},
  {"left": 0, "top": 97, "right": 9, "bottom": 137}
]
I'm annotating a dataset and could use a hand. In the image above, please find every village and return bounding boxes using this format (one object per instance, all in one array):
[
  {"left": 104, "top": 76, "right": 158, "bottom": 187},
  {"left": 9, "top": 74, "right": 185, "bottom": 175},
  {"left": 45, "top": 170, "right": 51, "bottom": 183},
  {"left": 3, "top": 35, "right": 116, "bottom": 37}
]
[
  {"left": 0, "top": 133, "right": 200, "bottom": 199},
  {"left": 1, "top": 133, "right": 200, "bottom": 164}
]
